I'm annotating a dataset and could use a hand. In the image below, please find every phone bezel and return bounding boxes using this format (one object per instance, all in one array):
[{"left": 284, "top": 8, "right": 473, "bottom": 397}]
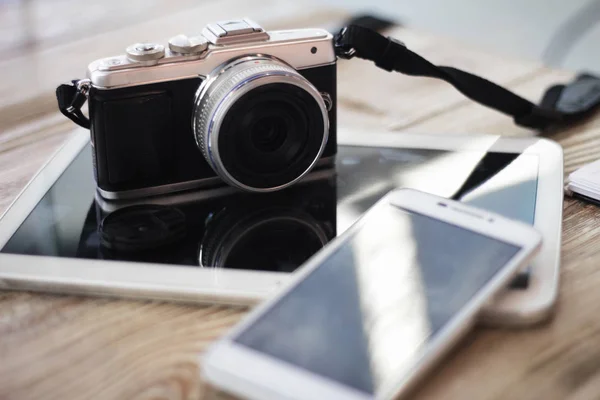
[{"left": 202, "top": 188, "right": 542, "bottom": 400}]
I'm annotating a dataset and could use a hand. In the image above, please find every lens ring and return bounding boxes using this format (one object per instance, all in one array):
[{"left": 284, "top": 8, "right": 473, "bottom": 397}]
[{"left": 192, "top": 56, "right": 329, "bottom": 192}]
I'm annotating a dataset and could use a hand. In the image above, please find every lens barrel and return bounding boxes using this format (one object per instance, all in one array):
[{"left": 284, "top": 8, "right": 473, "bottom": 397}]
[{"left": 193, "top": 56, "right": 329, "bottom": 192}]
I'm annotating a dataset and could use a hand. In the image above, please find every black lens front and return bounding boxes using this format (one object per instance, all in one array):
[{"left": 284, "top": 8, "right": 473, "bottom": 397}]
[
  {"left": 250, "top": 115, "right": 288, "bottom": 152},
  {"left": 217, "top": 83, "right": 325, "bottom": 189}
]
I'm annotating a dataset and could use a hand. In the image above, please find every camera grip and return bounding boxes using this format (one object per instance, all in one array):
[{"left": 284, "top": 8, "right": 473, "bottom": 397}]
[{"left": 100, "top": 92, "right": 174, "bottom": 185}]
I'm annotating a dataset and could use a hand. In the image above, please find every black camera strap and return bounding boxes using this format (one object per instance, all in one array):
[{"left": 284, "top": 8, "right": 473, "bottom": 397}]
[{"left": 334, "top": 24, "right": 600, "bottom": 130}]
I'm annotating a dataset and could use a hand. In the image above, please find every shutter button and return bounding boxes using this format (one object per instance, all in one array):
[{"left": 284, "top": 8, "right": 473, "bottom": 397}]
[{"left": 126, "top": 42, "right": 165, "bottom": 62}]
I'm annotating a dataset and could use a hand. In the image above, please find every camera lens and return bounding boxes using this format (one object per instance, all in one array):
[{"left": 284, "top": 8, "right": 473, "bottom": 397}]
[
  {"left": 218, "top": 83, "right": 325, "bottom": 183},
  {"left": 193, "top": 56, "right": 329, "bottom": 192}
]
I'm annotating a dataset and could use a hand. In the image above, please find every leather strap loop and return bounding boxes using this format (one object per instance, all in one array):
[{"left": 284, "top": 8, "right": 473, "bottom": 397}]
[{"left": 56, "top": 81, "right": 91, "bottom": 129}]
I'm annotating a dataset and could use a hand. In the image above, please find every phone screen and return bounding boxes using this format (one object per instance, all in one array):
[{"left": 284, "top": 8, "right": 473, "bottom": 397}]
[{"left": 234, "top": 203, "right": 521, "bottom": 395}]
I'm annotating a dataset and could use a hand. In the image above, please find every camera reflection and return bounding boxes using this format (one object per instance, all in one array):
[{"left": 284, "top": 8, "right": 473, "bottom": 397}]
[{"left": 77, "top": 173, "right": 336, "bottom": 272}]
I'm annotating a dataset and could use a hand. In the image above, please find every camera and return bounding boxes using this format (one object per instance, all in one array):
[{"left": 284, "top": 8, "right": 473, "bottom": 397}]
[
  {"left": 85, "top": 18, "right": 337, "bottom": 199},
  {"left": 78, "top": 172, "right": 337, "bottom": 272}
]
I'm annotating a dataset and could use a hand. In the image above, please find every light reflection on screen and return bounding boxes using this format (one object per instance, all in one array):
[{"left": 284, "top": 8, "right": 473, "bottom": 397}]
[{"left": 335, "top": 146, "right": 538, "bottom": 233}]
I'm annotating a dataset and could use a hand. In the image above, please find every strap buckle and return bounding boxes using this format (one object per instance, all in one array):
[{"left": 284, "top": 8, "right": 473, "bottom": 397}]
[
  {"left": 334, "top": 27, "right": 357, "bottom": 59},
  {"left": 66, "top": 79, "right": 91, "bottom": 113},
  {"left": 56, "top": 79, "right": 92, "bottom": 129}
]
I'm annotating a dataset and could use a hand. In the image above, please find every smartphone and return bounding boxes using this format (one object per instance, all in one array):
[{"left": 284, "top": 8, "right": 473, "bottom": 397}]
[{"left": 202, "top": 188, "right": 542, "bottom": 400}]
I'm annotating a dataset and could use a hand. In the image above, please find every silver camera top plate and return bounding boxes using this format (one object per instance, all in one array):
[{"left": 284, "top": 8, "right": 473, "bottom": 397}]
[{"left": 87, "top": 19, "right": 335, "bottom": 90}]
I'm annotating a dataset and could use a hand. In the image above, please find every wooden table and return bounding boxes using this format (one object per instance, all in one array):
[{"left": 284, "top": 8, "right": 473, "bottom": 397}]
[{"left": 2, "top": 1, "right": 600, "bottom": 399}]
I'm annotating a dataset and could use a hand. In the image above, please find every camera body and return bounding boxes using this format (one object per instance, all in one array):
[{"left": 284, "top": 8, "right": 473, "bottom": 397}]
[{"left": 86, "top": 19, "right": 337, "bottom": 199}]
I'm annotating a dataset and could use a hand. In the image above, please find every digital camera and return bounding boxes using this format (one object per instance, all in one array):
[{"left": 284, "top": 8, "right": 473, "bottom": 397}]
[{"left": 84, "top": 18, "right": 337, "bottom": 199}]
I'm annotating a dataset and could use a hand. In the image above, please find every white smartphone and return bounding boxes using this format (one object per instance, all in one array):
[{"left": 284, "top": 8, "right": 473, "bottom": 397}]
[{"left": 202, "top": 188, "right": 542, "bottom": 400}]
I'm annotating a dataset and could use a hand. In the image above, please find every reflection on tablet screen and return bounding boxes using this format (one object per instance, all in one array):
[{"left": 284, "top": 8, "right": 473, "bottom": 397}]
[{"left": 1, "top": 143, "right": 537, "bottom": 287}]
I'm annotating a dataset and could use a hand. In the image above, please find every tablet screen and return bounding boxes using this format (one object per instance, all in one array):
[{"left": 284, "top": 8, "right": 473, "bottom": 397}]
[{"left": 1, "top": 142, "right": 537, "bottom": 286}]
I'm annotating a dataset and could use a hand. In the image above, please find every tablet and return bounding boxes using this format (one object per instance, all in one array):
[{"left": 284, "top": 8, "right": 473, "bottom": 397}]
[{"left": 0, "top": 129, "right": 563, "bottom": 324}]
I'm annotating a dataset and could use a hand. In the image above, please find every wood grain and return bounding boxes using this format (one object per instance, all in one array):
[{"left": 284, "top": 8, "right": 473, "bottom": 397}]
[
  {"left": 0, "top": 292, "right": 245, "bottom": 400},
  {"left": 3, "top": 1, "right": 600, "bottom": 399}
]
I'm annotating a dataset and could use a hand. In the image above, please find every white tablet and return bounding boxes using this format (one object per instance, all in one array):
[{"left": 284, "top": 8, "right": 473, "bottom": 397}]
[{"left": 0, "top": 129, "right": 562, "bottom": 324}]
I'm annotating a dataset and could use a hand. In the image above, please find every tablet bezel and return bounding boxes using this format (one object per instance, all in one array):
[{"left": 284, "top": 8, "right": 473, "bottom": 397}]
[{"left": 0, "top": 128, "right": 563, "bottom": 321}]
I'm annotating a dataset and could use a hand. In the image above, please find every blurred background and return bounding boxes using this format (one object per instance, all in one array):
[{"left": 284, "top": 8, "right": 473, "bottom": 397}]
[{"left": 2, "top": 0, "right": 599, "bottom": 71}]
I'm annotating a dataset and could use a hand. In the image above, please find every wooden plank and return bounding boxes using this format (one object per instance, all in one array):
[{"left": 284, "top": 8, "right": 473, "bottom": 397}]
[{"left": 0, "top": 292, "right": 245, "bottom": 400}]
